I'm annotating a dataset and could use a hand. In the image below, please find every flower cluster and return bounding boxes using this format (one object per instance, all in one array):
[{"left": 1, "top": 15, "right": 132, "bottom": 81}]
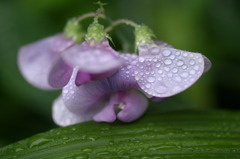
[{"left": 18, "top": 11, "right": 211, "bottom": 126}]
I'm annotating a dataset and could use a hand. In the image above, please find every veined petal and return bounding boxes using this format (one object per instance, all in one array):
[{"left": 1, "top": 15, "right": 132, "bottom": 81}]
[
  {"left": 52, "top": 96, "right": 93, "bottom": 126},
  {"left": 62, "top": 40, "right": 123, "bottom": 74},
  {"left": 18, "top": 34, "right": 74, "bottom": 89},
  {"left": 107, "top": 54, "right": 139, "bottom": 91},
  {"left": 117, "top": 91, "right": 148, "bottom": 122},
  {"left": 135, "top": 46, "right": 211, "bottom": 97},
  {"left": 48, "top": 58, "right": 73, "bottom": 88},
  {"left": 62, "top": 68, "right": 109, "bottom": 115}
]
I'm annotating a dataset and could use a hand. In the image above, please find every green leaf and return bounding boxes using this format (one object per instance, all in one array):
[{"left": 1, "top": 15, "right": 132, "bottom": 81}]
[{"left": 1, "top": 110, "right": 240, "bottom": 159}]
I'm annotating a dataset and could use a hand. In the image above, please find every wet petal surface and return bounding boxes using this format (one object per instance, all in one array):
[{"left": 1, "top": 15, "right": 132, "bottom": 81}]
[{"left": 135, "top": 45, "right": 209, "bottom": 97}]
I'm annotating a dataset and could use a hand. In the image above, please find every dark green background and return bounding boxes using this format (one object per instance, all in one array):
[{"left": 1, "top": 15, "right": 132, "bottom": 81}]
[{"left": 0, "top": 0, "right": 240, "bottom": 147}]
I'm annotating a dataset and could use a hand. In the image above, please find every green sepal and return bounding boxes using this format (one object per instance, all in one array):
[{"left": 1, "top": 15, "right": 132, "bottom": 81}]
[
  {"left": 64, "top": 18, "right": 85, "bottom": 44},
  {"left": 1, "top": 110, "right": 240, "bottom": 159},
  {"left": 85, "top": 21, "right": 108, "bottom": 44},
  {"left": 135, "top": 25, "right": 156, "bottom": 47}
]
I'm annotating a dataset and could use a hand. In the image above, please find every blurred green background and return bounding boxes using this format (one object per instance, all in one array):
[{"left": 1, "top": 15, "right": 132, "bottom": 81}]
[{"left": 0, "top": 0, "right": 240, "bottom": 147}]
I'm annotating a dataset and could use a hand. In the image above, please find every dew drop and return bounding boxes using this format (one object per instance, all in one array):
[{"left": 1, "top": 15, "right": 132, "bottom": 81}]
[
  {"left": 156, "top": 63, "right": 161, "bottom": 67},
  {"left": 162, "top": 49, "right": 171, "bottom": 56},
  {"left": 177, "top": 60, "right": 184, "bottom": 66},
  {"left": 183, "top": 52, "right": 188, "bottom": 57},
  {"left": 139, "top": 57, "right": 145, "bottom": 62},
  {"left": 172, "top": 68, "right": 178, "bottom": 73},
  {"left": 158, "top": 70, "right": 163, "bottom": 74},
  {"left": 134, "top": 71, "right": 139, "bottom": 75},
  {"left": 164, "top": 67, "right": 170, "bottom": 72},
  {"left": 153, "top": 58, "right": 158, "bottom": 62},
  {"left": 170, "top": 55, "right": 175, "bottom": 60},
  {"left": 182, "top": 65, "right": 187, "bottom": 69},
  {"left": 174, "top": 76, "right": 182, "bottom": 82},
  {"left": 147, "top": 76, "right": 156, "bottom": 83},
  {"left": 146, "top": 83, "right": 151, "bottom": 88},
  {"left": 194, "top": 65, "right": 199, "bottom": 70},
  {"left": 151, "top": 47, "right": 160, "bottom": 54},
  {"left": 189, "top": 60, "right": 195, "bottom": 65},
  {"left": 190, "top": 70, "right": 196, "bottom": 75},
  {"left": 154, "top": 84, "right": 168, "bottom": 94},
  {"left": 180, "top": 72, "right": 189, "bottom": 78},
  {"left": 164, "top": 59, "right": 172, "bottom": 65}
]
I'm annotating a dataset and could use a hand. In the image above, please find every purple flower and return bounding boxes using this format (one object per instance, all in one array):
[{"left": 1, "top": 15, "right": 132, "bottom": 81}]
[
  {"left": 18, "top": 34, "right": 211, "bottom": 126},
  {"left": 18, "top": 34, "right": 123, "bottom": 90}
]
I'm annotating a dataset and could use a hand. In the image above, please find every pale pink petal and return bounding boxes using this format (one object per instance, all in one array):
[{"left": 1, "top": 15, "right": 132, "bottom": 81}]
[
  {"left": 52, "top": 96, "right": 93, "bottom": 126},
  {"left": 18, "top": 34, "right": 74, "bottom": 89},
  {"left": 93, "top": 94, "right": 118, "bottom": 122},
  {"left": 62, "top": 40, "right": 123, "bottom": 74},
  {"left": 117, "top": 91, "right": 148, "bottom": 122},
  {"left": 135, "top": 46, "right": 210, "bottom": 97}
]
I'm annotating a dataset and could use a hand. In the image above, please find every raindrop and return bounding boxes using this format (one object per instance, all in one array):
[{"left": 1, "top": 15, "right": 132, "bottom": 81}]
[
  {"left": 158, "top": 70, "right": 163, "bottom": 74},
  {"left": 147, "top": 76, "right": 156, "bottom": 83},
  {"left": 176, "top": 60, "right": 184, "bottom": 66},
  {"left": 183, "top": 52, "right": 188, "bottom": 57},
  {"left": 172, "top": 68, "right": 178, "bottom": 73},
  {"left": 156, "top": 63, "right": 161, "bottom": 67},
  {"left": 174, "top": 76, "right": 182, "bottom": 82},
  {"left": 180, "top": 72, "right": 189, "bottom": 78},
  {"left": 151, "top": 47, "right": 160, "bottom": 54},
  {"left": 189, "top": 60, "right": 195, "bottom": 65},
  {"left": 164, "top": 59, "right": 172, "bottom": 65},
  {"left": 139, "top": 57, "right": 145, "bottom": 62},
  {"left": 29, "top": 138, "right": 51, "bottom": 148},
  {"left": 194, "top": 65, "right": 199, "bottom": 70},
  {"left": 170, "top": 55, "right": 175, "bottom": 60},
  {"left": 154, "top": 84, "right": 168, "bottom": 94},
  {"left": 190, "top": 70, "right": 196, "bottom": 75},
  {"left": 164, "top": 67, "right": 170, "bottom": 72},
  {"left": 146, "top": 83, "right": 151, "bottom": 88},
  {"left": 162, "top": 49, "right": 171, "bottom": 56},
  {"left": 182, "top": 65, "right": 187, "bottom": 69}
]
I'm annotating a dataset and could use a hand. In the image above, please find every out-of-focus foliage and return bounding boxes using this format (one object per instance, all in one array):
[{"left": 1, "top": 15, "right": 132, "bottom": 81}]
[{"left": 0, "top": 0, "right": 240, "bottom": 147}]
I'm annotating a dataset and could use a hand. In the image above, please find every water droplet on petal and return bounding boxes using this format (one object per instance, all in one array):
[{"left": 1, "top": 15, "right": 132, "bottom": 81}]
[
  {"left": 146, "top": 83, "right": 151, "bottom": 88},
  {"left": 172, "top": 68, "right": 178, "bottom": 73},
  {"left": 156, "top": 63, "right": 161, "bottom": 67},
  {"left": 180, "top": 72, "right": 189, "bottom": 78},
  {"left": 164, "top": 59, "right": 172, "bottom": 65},
  {"left": 189, "top": 60, "right": 195, "bottom": 65},
  {"left": 164, "top": 67, "right": 170, "bottom": 72},
  {"left": 139, "top": 57, "right": 145, "bottom": 62},
  {"left": 174, "top": 76, "right": 182, "bottom": 82},
  {"left": 154, "top": 83, "right": 168, "bottom": 94},
  {"left": 162, "top": 49, "right": 171, "bottom": 57},
  {"left": 182, "top": 65, "right": 187, "bottom": 69},
  {"left": 158, "top": 70, "right": 163, "bottom": 74},
  {"left": 183, "top": 52, "right": 188, "bottom": 57},
  {"left": 170, "top": 55, "right": 175, "bottom": 60},
  {"left": 190, "top": 70, "right": 196, "bottom": 75},
  {"left": 151, "top": 47, "right": 160, "bottom": 54},
  {"left": 147, "top": 76, "right": 156, "bottom": 83},
  {"left": 177, "top": 60, "right": 184, "bottom": 66}
]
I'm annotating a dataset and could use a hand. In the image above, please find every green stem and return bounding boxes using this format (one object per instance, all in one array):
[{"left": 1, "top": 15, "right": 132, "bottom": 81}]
[
  {"left": 76, "top": 12, "right": 106, "bottom": 22},
  {"left": 105, "top": 19, "right": 139, "bottom": 32}
]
